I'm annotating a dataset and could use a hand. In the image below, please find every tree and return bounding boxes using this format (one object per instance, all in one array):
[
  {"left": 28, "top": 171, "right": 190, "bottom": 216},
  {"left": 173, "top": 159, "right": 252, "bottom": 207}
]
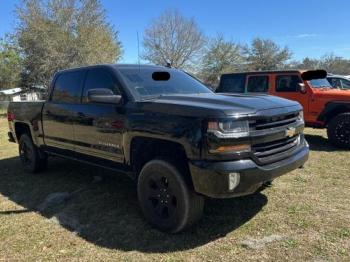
[
  {"left": 0, "top": 35, "right": 23, "bottom": 89},
  {"left": 200, "top": 35, "right": 244, "bottom": 86},
  {"left": 288, "top": 54, "right": 350, "bottom": 74},
  {"left": 16, "top": 0, "right": 122, "bottom": 88},
  {"left": 244, "top": 38, "right": 292, "bottom": 71},
  {"left": 285, "top": 57, "right": 320, "bottom": 70},
  {"left": 298, "top": 57, "right": 320, "bottom": 70},
  {"left": 142, "top": 10, "right": 205, "bottom": 69},
  {"left": 319, "top": 54, "right": 350, "bottom": 75}
]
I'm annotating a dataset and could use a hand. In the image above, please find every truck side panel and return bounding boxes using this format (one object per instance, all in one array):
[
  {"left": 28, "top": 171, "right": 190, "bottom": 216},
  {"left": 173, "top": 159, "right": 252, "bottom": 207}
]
[{"left": 8, "top": 101, "right": 45, "bottom": 146}]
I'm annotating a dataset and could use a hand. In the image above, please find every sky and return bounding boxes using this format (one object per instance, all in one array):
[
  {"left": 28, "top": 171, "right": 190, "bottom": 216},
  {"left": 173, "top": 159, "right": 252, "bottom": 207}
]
[{"left": 1, "top": 0, "right": 349, "bottom": 63}]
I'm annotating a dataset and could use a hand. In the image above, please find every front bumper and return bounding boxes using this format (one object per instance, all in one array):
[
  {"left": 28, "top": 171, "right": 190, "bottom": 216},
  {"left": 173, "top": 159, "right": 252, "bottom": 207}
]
[{"left": 189, "top": 141, "right": 309, "bottom": 198}]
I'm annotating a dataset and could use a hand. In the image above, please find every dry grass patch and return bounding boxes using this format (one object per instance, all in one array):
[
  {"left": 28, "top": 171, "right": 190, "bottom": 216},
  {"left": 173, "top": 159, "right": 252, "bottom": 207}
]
[{"left": 0, "top": 117, "right": 349, "bottom": 261}]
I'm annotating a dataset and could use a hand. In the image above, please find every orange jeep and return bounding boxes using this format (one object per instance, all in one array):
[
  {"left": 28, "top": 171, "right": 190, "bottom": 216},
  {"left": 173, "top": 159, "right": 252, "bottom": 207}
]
[{"left": 216, "top": 70, "right": 350, "bottom": 148}]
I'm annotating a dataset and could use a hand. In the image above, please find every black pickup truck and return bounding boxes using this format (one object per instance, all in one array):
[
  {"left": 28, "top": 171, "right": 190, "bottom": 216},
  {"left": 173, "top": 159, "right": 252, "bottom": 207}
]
[{"left": 7, "top": 64, "right": 309, "bottom": 233}]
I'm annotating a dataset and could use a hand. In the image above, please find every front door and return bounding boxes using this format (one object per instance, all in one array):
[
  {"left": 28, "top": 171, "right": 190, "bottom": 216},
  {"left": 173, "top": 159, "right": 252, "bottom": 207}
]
[
  {"left": 73, "top": 67, "right": 126, "bottom": 163},
  {"left": 271, "top": 74, "right": 310, "bottom": 121}
]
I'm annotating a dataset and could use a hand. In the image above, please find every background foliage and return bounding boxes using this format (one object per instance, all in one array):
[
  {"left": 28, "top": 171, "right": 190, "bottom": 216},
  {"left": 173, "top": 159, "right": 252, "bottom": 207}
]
[
  {"left": 10, "top": 0, "right": 122, "bottom": 89},
  {"left": 0, "top": 35, "right": 23, "bottom": 89},
  {"left": 1, "top": 7, "right": 350, "bottom": 90}
]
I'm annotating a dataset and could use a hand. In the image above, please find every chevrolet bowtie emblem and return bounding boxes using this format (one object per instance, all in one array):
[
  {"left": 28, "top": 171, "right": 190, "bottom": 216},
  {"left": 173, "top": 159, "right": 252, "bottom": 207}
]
[{"left": 286, "top": 127, "right": 296, "bottom": 138}]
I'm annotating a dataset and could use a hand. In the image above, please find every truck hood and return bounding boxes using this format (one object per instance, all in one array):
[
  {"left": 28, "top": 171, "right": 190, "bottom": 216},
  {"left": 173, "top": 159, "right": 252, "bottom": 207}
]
[{"left": 138, "top": 93, "right": 301, "bottom": 118}]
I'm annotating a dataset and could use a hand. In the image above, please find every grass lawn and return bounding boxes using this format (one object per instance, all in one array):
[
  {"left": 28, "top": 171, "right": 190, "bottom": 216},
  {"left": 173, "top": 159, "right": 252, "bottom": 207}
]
[{"left": 0, "top": 117, "right": 349, "bottom": 261}]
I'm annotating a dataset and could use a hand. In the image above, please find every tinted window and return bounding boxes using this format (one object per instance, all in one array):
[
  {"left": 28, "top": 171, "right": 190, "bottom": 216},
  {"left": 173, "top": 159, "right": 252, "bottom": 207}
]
[
  {"left": 276, "top": 75, "right": 302, "bottom": 92},
  {"left": 328, "top": 77, "right": 341, "bottom": 88},
  {"left": 341, "top": 78, "right": 350, "bottom": 89},
  {"left": 52, "top": 71, "right": 84, "bottom": 103},
  {"left": 118, "top": 68, "right": 212, "bottom": 98},
  {"left": 217, "top": 74, "right": 245, "bottom": 93},
  {"left": 83, "top": 68, "right": 120, "bottom": 102},
  {"left": 247, "top": 75, "right": 269, "bottom": 93}
]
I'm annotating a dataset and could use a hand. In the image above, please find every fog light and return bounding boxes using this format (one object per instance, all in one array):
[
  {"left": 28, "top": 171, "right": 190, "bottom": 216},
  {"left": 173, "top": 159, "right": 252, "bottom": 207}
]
[{"left": 228, "top": 173, "right": 240, "bottom": 191}]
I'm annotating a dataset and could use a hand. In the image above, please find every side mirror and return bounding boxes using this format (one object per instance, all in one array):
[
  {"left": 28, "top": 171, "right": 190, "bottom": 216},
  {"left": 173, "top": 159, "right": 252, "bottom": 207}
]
[
  {"left": 87, "top": 88, "right": 122, "bottom": 104},
  {"left": 297, "top": 83, "right": 307, "bottom": 94}
]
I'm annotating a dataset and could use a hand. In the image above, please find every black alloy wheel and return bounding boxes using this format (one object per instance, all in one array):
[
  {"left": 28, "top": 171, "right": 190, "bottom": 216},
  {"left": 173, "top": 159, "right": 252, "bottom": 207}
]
[{"left": 137, "top": 159, "right": 204, "bottom": 233}]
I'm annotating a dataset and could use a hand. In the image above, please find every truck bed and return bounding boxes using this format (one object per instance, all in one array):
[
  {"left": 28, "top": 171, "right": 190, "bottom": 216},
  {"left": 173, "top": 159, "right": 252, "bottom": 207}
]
[{"left": 8, "top": 101, "right": 45, "bottom": 123}]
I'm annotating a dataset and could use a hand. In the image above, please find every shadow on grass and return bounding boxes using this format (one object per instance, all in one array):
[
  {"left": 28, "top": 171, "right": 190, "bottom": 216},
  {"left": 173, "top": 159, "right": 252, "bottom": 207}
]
[
  {"left": 0, "top": 156, "right": 267, "bottom": 253},
  {"left": 304, "top": 134, "right": 348, "bottom": 152}
]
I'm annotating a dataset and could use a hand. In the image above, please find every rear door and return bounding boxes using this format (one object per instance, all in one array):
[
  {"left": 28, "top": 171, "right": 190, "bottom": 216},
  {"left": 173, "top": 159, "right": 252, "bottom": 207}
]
[
  {"left": 42, "top": 70, "right": 85, "bottom": 154},
  {"left": 72, "top": 67, "right": 126, "bottom": 163}
]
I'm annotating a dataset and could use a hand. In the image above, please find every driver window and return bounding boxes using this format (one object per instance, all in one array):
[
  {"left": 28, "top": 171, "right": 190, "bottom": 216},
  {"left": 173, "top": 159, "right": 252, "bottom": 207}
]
[
  {"left": 276, "top": 75, "right": 302, "bottom": 92},
  {"left": 82, "top": 68, "right": 120, "bottom": 103}
]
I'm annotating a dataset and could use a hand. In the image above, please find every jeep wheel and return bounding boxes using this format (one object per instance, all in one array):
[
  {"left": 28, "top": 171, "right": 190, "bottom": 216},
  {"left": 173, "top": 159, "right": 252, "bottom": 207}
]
[
  {"left": 137, "top": 159, "right": 204, "bottom": 233},
  {"left": 327, "top": 113, "right": 350, "bottom": 149},
  {"left": 19, "top": 134, "right": 48, "bottom": 173}
]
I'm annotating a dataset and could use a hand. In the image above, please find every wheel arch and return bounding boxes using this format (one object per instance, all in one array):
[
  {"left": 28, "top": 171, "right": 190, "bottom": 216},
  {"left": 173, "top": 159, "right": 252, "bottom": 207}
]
[
  {"left": 128, "top": 136, "right": 191, "bottom": 180},
  {"left": 318, "top": 102, "right": 350, "bottom": 125},
  {"left": 14, "top": 122, "right": 33, "bottom": 142}
]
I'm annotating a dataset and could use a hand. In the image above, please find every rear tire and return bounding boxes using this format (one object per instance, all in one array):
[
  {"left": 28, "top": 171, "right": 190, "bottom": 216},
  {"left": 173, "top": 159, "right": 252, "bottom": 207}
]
[
  {"left": 137, "top": 159, "right": 204, "bottom": 233},
  {"left": 19, "top": 134, "right": 47, "bottom": 173},
  {"left": 327, "top": 113, "right": 350, "bottom": 149}
]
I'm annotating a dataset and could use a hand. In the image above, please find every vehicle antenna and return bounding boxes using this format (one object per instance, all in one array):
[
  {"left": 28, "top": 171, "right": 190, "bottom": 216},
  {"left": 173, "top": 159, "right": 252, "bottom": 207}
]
[{"left": 137, "top": 31, "right": 140, "bottom": 72}]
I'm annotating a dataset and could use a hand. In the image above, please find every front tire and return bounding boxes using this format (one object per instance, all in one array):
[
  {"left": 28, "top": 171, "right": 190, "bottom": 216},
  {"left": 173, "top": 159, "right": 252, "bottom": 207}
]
[
  {"left": 137, "top": 159, "right": 204, "bottom": 233},
  {"left": 327, "top": 113, "right": 350, "bottom": 149},
  {"left": 19, "top": 134, "right": 47, "bottom": 173}
]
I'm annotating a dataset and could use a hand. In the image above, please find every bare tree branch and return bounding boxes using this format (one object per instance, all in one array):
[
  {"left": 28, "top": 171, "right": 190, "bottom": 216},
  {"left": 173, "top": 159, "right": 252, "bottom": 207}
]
[{"left": 142, "top": 9, "right": 205, "bottom": 70}]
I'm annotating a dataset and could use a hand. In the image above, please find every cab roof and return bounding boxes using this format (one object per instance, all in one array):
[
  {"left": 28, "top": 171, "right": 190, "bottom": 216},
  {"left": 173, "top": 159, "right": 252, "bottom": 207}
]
[
  {"left": 57, "top": 64, "right": 171, "bottom": 74},
  {"left": 221, "top": 70, "right": 306, "bottom": 76},
  {"left": 221, "top": 69, "right": 327, "bottom": 80}
]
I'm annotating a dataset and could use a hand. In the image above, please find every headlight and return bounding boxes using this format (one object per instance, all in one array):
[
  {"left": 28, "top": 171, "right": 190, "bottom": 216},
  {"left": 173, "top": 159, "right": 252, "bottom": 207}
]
[{"left": 208, "top": 120, "right": 249, "bottom": 138}]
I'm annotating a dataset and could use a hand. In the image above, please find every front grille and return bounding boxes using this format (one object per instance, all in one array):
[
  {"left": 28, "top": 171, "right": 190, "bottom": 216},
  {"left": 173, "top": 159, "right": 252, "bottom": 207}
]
[
  {"left": 252, "top": 135, "right": 300, "bottom": 165},
  {"left": 250, "top": 112, "right": 299, "bottom": 131}
]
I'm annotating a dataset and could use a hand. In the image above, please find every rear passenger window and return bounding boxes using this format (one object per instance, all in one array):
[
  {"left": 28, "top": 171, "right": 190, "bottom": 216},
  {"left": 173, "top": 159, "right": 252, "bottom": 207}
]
[
  {"left": 51, "top": 71, "right": 84, "bottom": 103},
  {"left": 82, "top": 68, "right": 120, "bottom": 103},
  {"left": 247, "top": 75, "right": 269, "bottom": 93},
  {"left": 217, "top": 74, "right": 245, "bottom": 93},
  {"left": 276, "top": 75, "right": 302, "bottom": 92}
]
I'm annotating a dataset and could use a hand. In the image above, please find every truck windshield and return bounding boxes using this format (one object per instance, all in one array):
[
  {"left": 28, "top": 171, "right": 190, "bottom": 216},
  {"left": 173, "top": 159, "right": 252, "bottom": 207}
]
[
  {"left": 308, "top": 78, "right": 332, "bottom": 88},
  {"left": 118, "top": 68, "right": 212, "bottom": 99}
]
